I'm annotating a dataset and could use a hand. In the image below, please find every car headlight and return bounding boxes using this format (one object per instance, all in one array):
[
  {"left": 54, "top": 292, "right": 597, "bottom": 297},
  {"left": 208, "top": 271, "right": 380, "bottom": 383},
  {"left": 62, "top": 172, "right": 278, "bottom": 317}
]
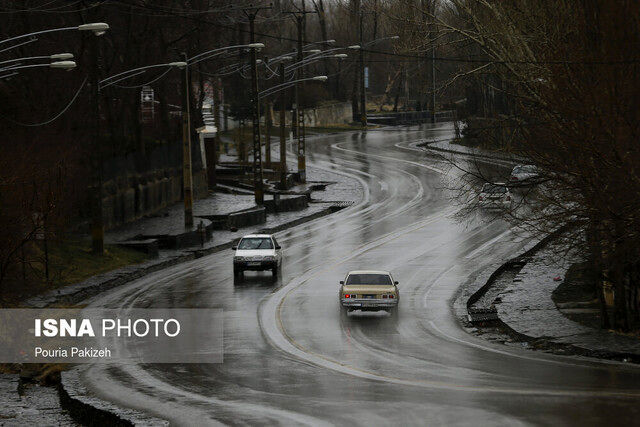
[
  {"left": 235, "top": 256, "right": 246, "bottom": 261},
  {"left": 263, "top": 255, "right": 276, "bottom": 261}
]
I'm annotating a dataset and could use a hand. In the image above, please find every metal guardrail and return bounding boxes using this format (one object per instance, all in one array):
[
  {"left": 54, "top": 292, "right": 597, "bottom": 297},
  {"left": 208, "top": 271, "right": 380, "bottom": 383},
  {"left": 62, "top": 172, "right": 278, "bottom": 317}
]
[{"left": 366, "top": 110, "right": 455, "bottom": 125}]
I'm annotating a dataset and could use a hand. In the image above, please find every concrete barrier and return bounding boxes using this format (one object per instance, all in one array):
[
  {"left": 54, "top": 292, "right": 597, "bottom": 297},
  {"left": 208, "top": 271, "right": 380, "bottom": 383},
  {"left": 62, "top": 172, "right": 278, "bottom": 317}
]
[
  {"left": 228, "top": 206, "right": 266, "bottom": 229},
  {"left": 202, "top": 206, "right": 267, "bottom": 230},
  {"left": 264, "top": 194, "right": 308, "bottom": 213}
]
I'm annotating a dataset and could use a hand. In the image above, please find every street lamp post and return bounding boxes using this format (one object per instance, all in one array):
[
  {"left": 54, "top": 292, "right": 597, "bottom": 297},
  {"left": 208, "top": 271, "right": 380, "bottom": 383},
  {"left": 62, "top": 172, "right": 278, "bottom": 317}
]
[
  {"left": 283, "top": 47, "right": 355, "bottom": 183},
  {"left": 359, "top": 11, "right": 367, "bottom": 127},
  {"left": 0, "top": 23, "right": 109, "bottom": 47},
  {"left": 2, "top": 23, "right": 110, "bottom": 255},
  {"left": 258, "top": 75, "right": 327, "bottom": 99},
  {"left": 89, "top": 26, "right": 108, "bottom": 255},
  {"left": 0, "top": 60, "right": 76, "bottom": 79},
  {"left": 267, "top": 41, "right": 334, "bottom": 65},
  {"left": 249, "top": 17, "right": 264, "bottom": 205},
  {"left": 294, "top": 16, "right": 306, "bottom": 182},
  {"left": 181, "top": 52, "right": 195, "bottom": 228},
  {"left": 1, "top": 26, "right": 106, "bottom": 253},
  {"left": 175, "top": 42, "right": 265, "bottom": 211},
  {"left": 264, "top": 99, "right": 272, "bottom": 168},
  {"left": 279, "top": 63, "right": 287, "bottom": 189},
  {"left": 284, "top": 52, "right": 352, "bottom": 75},
  {"left": 358, "top": 29, "right": 400, "bottom": 128},
  {"left": 0, "top": 53, "right": 74, "bottom": 70},
  {"left": 282, "top": 7, "right": 318, "bottom": 184},
  {"left": 239, "top": 4, "right": 271, "bottom": 205},
  {"left": 257, "top": 75, "right": 328, "bottom": 188},
  {"left": 431, "top": 45, "right": 436, "bottom": 123}
]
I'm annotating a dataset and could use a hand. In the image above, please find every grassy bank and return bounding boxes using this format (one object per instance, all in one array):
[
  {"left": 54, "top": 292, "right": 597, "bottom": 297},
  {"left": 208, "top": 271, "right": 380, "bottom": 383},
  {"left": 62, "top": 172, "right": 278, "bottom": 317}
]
[{"left": 1, "top": 238, "right": 149, "bottom": 307}]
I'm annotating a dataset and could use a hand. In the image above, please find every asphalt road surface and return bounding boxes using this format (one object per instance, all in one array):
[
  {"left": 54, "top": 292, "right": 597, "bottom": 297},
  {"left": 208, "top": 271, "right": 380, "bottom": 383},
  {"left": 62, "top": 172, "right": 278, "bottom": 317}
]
[{"left": 81, "top": 124, "right": 640, "bottom": 426}]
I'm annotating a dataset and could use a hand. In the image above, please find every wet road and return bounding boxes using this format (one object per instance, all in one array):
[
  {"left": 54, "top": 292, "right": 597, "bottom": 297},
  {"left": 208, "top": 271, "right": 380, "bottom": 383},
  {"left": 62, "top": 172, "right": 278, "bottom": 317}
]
[{"left": 82, "top": 124, "right": 640, "bottom": 425}]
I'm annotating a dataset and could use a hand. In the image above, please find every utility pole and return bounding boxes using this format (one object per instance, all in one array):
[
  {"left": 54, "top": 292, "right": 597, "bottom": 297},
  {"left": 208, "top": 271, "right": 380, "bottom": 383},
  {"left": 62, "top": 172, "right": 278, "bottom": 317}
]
[
  {"left": 296, "top": 15, "right": 306, "bottom": 182},
  {"left": 265, "top": 100, "right": 272, "bottom": 168},
  {"left": 404, "top": 67, "right": 409, "bottom": 111},
  {"left": 90, "top": 34, "right": 104, "bottom": 254},
  {"left": 181, "top": 51, "right": 194, "bottom": 228},
  {"left": 430, "top": 39, "right": 436, "bottom": 123},
  {"left": 422, "top": 0, "right": 437, "bottom": 123},
  {"left": 249, "top": 15, "right": 263, "bottom": 205},
  {"left": 284, "top": 8, "right": 316, "bottom": 183},
  {"left": 264, "top": 56, "right": 272, "bottom": 168},
  {"left": 299, "top": 0, "right": 308, "bottom": 181},
  {"left": 279, "top": 63, "right": 287, "bottom": 189},
  {"left": 359, "top": 10, "right": 367, "bottom": 127},
  {"left": 244, "top": 6, "right": 271, "bottom": 205},
  {"left": 212, "top": 77, "right": 222, "bottom": 187}
]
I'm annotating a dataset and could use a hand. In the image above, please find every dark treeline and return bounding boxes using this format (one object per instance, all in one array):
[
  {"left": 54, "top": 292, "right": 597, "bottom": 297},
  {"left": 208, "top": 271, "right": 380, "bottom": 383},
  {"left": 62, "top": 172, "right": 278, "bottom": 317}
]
[
  {"left": 445, "top": 0, "right": 640, "bottom": 331},
  {"left": 0, "top": 0, "right": 459, "bottom": 302}
]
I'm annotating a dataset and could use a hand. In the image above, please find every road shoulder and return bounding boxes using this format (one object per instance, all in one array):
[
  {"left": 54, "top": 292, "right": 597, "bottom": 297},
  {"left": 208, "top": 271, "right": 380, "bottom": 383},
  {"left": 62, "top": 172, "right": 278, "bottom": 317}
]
[
  {"left": 462, "top": 232, "right": 640, "bottom": 363},
  {"left": 6, "top": 157, "right": 364, "bottom": 426}
]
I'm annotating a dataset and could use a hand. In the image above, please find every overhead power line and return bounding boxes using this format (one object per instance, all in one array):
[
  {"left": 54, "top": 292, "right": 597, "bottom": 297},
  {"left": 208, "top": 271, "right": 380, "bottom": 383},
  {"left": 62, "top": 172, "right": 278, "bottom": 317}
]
[
  {"left": 7, "top": 2, "right": 638, "bottom": 66},
  {"left": 100, "top": 2, "right": 640, "bottom": 66}
]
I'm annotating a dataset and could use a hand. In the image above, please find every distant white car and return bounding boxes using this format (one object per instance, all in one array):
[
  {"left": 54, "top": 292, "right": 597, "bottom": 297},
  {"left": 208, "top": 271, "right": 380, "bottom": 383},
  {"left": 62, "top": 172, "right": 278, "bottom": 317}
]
[
  {"left": 233, "top": 234, "right": 282, "bottom": 276},
  {"left": 510, "top": 164, "right": 539, "bottom": 184},
  {"left": 478, "top": 182, "right": 512, "bottom": 209}
]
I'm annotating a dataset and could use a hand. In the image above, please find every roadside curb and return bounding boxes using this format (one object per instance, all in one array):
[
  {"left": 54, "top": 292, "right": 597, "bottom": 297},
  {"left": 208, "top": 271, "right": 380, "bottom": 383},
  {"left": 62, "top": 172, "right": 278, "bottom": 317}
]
[
  {"left": 465, "top": 228, "right": 563, "bottom": 310},
  {"left": 24, "top": 253, "right": 196, "bottom": 309},
  {"left": 465, "top": 234, "right": 546, "bottom": 318},
  {"left": 59, "top": 367, "right": 168, "bottom": 426},
  {"left": 50, "top": 204, "right": 348, "bottom": 425},
  {"left": 40, "top": 203, "right": 350, "bottom": 425},
  {"left": 466, "top": 228, "right": 640, "bottom": 363},
  {"left": 259, "top": 204, "right": 348, "bottom": 234},
  {"left": 417, "top": 139, "right": 520, "bottom": 164},
  {"left": 25, "top": 204, "right": 347, "bottom": 309}
]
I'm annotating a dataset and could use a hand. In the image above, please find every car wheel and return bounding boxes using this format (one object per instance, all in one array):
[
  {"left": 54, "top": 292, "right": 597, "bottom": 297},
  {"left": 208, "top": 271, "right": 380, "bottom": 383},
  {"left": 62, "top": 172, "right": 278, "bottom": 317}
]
[
  {"left": 271, "top": 265, "right": 278, "bottom": 276},
  {"left": 388, "top": 307, "right": 398, "bottom": 318},
  {"left": 234, "top": 266, "right": 242, "bottom": 277}
]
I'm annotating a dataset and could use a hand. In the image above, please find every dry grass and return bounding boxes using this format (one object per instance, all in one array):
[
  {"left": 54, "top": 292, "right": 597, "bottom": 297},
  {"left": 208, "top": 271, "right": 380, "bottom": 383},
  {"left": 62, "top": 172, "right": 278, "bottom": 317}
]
[{"left": 2, "top": 238, "right": 149, "bottom": 307}]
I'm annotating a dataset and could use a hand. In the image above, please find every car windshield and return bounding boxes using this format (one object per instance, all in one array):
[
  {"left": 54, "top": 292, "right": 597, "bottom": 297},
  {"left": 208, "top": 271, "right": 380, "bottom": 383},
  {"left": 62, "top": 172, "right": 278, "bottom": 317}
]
[
  {"left": 481, "top": 184, "right": 507, "bottom": 194},
  {"left": 238, "top": 237, "right": 273, "bottom": 250},
  {"left": 346, "top": 274, "right": 392, "bottom": 286}
]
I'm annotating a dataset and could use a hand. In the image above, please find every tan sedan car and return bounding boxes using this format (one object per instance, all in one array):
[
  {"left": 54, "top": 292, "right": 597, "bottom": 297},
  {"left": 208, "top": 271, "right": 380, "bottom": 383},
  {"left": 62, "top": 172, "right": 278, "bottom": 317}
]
[{"left": 339, "top": 270, "right": 399, "bottom": 316}]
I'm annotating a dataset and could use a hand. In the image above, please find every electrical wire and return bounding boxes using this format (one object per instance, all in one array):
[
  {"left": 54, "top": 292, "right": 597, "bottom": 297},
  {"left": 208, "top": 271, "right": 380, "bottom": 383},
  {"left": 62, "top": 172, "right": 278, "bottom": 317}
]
[
  {"left": 99, "top": 2, "right": 640, "bottom": 66},
  {"left": 4, "top": 1, "right": 638, "bottom": 65},
  {"left": 0, "top": 76, "right": 87, "bottom": 126},
  {"left": 111, "top": 67, "right": 172, "bottom": 89},
  {"left": 0, "top": 1, "right": 101, "bottom": 14}
]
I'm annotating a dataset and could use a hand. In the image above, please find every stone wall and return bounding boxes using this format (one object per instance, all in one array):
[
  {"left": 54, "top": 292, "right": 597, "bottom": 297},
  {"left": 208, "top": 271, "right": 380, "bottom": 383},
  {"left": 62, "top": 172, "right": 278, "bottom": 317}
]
[
  {"left": 222, "top": 102, "right": 352, "bottom": 130},
  {"left": 101, "top": 168, "right": 208, "bottom": 231},
  {"left": 306, "top": 102, "right": 353, "bottom": 126},
  {"left": 272, "top": 102, "right": 352, "bottom": 127}
]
